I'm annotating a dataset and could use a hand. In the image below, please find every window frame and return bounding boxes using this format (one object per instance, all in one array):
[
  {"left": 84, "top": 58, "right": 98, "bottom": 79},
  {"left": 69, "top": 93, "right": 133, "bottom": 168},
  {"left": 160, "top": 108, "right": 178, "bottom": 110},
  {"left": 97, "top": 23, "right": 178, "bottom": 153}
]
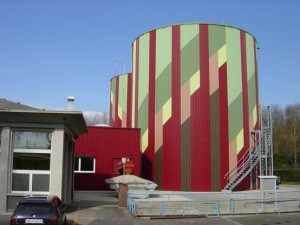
[
  {"left": 74, "top": 156, "right": 96, "bottom": 173},
  {"left": 11, "top": 170, "right": 51, "bottom": 194},
  {"left": 10, "top": 130, "right": 52, "bottom": 195}
]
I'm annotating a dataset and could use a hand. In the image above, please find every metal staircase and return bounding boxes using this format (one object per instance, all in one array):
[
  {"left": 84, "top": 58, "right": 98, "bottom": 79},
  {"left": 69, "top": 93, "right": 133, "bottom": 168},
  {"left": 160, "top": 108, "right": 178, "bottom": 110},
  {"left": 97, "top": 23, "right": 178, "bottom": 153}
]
[
  {"left": 224, "top": 105, "right": 273, "bottom": 190},
  {"left": 224, "top": 143, "right": 260, "bottom": 190},
  {"left": 260, "top": 105, "right": 273, "bottom": 176}
]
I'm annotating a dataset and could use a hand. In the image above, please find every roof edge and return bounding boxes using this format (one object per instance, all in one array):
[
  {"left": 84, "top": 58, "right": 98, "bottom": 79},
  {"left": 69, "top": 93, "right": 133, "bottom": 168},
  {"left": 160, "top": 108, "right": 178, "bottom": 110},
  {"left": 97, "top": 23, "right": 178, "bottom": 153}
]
[
  {"left": 110, "top": 72, "right": 132, "bottom": 82},
  {"left": 132, "top": 22, "right": 257, "bottom": 46}
]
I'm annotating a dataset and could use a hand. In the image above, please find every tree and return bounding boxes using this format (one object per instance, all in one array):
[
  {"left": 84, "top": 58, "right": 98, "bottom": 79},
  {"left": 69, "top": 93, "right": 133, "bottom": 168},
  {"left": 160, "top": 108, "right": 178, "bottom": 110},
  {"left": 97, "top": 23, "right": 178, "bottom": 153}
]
[
  {"left": 83, "top": 112, "right": 109, "bottom": 126},
  {"left": 284, "top": 104, "right": 300, "bottom": 169},
  {"left": 272, "top": 104, "right": 284, "bottom": 154},
  {"left": 272, "top": 105, "right": 287, "bottom": 168},
  {"left": 272, "top": 103, "right": 300, "bottom": 169}
]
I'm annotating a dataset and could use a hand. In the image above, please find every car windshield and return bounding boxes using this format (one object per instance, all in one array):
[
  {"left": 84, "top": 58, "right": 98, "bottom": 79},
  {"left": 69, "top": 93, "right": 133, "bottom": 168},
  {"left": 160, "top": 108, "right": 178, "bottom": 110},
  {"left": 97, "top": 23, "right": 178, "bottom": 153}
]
[{"left": 15, "top": 203, "right": 54, "bottom": 215}]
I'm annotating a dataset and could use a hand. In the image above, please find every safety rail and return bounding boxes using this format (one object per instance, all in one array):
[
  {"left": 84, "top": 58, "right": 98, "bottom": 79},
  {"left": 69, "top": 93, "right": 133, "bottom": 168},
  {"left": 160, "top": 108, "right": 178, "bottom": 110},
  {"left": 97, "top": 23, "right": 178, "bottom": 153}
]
[
  {"left": 229, "top": 197, "right": 300, "bottom": 215},
  {"left": 127, "top": 193, "right": 220, "bottom": 218},
  {"left": 224, "top": 143, "right": 260, "bottom": 190},
  {"left": 127, "top": 190, "right": 300, "bottom": 217},
  {"left": 224, "top": 143, "right": 259, "bottom": 182}
]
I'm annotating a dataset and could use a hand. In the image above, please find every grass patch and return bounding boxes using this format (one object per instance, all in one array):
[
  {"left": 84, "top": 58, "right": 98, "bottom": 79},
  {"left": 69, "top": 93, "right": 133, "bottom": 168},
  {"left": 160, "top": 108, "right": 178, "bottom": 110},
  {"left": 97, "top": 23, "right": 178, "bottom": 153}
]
[{"left": 281, "top": 181, "right": 300, "bottom": 185}]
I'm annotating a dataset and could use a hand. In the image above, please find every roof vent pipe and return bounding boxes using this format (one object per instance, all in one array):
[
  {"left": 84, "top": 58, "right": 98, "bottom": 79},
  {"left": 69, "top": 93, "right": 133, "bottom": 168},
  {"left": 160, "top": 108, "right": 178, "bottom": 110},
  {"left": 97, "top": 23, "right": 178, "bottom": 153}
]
[{"left": 67, "top": 96, "right": 75, "bottom": 111}]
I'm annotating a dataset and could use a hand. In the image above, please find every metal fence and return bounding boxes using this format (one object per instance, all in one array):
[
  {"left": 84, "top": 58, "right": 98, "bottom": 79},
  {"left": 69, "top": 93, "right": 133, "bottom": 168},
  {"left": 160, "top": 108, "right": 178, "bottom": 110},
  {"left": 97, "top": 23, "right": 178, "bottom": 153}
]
[{"left": 127, "top": 190, "right": 300, "bottom": 218}]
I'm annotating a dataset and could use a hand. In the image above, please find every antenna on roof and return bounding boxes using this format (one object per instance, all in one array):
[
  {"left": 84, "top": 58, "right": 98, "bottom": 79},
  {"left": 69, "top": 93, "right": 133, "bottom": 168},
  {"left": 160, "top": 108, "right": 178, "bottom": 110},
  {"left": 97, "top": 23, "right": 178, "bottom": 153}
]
[{"left": 114, "top": 55, "right": 126, "bottom": 75}]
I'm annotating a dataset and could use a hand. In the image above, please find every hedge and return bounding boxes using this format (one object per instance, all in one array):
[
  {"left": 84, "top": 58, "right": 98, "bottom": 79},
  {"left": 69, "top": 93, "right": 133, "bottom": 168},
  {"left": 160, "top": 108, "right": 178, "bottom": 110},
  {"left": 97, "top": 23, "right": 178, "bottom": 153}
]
[{"left": 273, "top": 169, "right": 300, "bottom": 182}]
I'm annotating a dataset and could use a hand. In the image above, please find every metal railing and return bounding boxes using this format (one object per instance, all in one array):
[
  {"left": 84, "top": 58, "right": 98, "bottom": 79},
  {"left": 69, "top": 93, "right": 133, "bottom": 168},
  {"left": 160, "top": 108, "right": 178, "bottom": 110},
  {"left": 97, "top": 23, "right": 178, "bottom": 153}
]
[
  {"left": 127, "top": 190, "right": 300, "bottom": 217},
  {"left": 127, "top": 193, "right": 220, "bottom": 218},
  {"left": 229, "top": 197, "right": 300, "bottom": 215},
  {"left": 224, "top": 143, "right": 260, "bottom": 190}
]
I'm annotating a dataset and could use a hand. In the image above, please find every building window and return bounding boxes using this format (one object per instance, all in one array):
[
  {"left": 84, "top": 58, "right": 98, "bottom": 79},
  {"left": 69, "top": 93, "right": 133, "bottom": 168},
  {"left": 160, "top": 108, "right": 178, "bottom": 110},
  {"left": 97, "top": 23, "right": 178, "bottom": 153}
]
[
  {"left": 13, "top": 131, "right": 51, "bottom": 149},
  {"left": 75, "top": 157, "right": 95, "bottom": 173},
  {"left": 11, "top": 131, "right": 52, "bottom": 194}
]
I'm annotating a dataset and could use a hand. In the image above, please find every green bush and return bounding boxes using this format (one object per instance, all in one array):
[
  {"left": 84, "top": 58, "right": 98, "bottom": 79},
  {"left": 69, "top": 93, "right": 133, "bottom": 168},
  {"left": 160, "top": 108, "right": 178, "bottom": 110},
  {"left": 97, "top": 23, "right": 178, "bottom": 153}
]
[{"left": 273, "top": 169, "right": 300, "bottom": 182}]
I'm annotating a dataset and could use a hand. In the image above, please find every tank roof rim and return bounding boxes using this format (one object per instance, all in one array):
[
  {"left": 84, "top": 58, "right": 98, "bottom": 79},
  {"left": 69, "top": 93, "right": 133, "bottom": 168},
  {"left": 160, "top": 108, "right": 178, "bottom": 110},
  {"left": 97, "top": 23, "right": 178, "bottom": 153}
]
[
  {"left": 110, "top": 72, "right": 132, "bottom": 82},
  {"left": 132, "top": 22, "right": 257, "bottom": 46}
]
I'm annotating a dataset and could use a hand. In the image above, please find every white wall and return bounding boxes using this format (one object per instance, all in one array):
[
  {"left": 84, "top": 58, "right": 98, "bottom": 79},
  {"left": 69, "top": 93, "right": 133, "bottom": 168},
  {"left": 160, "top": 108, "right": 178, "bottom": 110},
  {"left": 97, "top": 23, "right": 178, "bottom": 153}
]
[
  {"left": 0, "top": 127, "right": 10, "bottom": 214},
  {"left": 49, "top": 128, "right": 65, "bottom": 199}
]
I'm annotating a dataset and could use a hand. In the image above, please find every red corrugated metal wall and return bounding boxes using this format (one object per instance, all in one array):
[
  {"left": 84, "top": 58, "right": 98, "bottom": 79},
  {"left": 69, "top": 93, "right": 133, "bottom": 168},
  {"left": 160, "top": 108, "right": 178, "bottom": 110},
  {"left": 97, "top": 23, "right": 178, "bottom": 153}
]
[
  {"left": 168, "top": 25, "right": 181, "bottom": 190},
  {"left": 74, "top": 126, "right": 141, "bottom": 190},
  {"left": 219, "top": 63, "right": 229, "bottom": 188},
  {"left": 190, "top": 24, "right": 211, "bottom": 191}
]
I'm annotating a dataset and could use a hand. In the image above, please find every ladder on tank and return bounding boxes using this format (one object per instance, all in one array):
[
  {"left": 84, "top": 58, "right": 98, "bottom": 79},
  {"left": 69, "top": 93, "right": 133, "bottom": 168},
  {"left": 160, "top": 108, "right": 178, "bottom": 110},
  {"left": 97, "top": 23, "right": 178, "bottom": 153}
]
[
  {"left": 260, "top": 105, "right": 273, "bottom": 177},
  {"left": 224, "top": 105, "right": 273, "bottom": 190}
]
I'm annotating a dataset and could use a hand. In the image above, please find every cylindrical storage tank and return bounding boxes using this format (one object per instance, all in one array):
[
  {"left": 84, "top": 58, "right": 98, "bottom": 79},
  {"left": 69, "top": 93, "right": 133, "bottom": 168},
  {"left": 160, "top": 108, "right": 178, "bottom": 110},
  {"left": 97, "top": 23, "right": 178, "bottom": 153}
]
[
  {"left": 110, "top": 73, "right": 133, "bottom": 127},
  {"left": 111, "top": 23, "right": 260, "bottom": 191}
]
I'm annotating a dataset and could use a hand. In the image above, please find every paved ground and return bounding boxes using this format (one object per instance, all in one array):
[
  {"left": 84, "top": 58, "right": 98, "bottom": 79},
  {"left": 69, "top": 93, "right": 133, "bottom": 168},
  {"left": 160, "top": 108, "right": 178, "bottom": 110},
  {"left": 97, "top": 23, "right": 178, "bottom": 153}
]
[
  {"left": 69, "top": 213, "right": 300, "bottom": 225},
  {"left": 2, "top": 211, "right": 300, "bottom": 225},
  {"left": 64, "top": 190, "right": 300, "bottom": 224},
  {"left": 1, "top": 185, "right": 300, "bottom": 225}
]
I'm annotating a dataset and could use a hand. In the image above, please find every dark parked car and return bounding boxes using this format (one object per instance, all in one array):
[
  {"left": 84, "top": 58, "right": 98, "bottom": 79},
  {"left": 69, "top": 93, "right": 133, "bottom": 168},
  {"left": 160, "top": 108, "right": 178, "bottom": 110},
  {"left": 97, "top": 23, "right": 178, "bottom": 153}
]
[{"left": 10, "top": 195, "right": 67, "bottom": 225}]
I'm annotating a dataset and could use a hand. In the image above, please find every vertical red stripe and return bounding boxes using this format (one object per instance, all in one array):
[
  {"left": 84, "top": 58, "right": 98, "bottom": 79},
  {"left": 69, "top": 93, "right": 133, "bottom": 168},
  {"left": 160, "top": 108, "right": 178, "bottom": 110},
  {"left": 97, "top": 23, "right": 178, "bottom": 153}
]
[
  {"left": 191, "top": 24, "right": 211, "bottom": 191},
  {"left": 127, "top": 73, "right": 133, "bottom": 128},
  {"left": 146, "top": 30, "right": 156, "bottom": 181},
  {"left": 162, "top": 25, "right": 181, "bottom": 190},
  {"left": 219, "top": 63, "right": 229, "bottom": 188},
  {"left": 240, "top": 31, "right": 250, "bottom": 158}
]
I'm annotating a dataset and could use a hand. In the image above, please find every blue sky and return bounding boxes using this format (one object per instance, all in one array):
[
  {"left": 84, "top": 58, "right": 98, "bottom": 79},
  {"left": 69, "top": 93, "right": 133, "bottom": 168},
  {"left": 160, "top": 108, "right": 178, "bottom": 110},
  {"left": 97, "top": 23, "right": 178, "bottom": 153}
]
[{"left": 0, "top": 0, "right": 299, "bottom": 112}]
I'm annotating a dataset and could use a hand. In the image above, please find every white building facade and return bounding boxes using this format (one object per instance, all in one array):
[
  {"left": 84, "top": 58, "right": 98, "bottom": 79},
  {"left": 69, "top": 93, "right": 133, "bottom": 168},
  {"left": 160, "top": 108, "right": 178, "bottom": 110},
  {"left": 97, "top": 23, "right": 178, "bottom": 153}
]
[{"left": 0, "top": 110, "right": 87, "bottom": 213}]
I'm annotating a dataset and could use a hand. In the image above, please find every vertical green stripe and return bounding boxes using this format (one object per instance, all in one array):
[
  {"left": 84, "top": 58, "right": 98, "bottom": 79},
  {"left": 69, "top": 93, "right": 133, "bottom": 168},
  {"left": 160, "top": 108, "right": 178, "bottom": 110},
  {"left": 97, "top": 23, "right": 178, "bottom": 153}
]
[
  {"left": 210, "top": 91, "right": 220, "bottom": 191},
  {"left": 118, "top": 74, "right": 128, "bottom": 113},
  {"left": 229, "top": 94, "right": 243, "bottom": 142},
  {"left": 155, "top": 27, "right": 172, "bottom": 113},
  {"left": 248, "top": 75, "right": 256, "bottom": 115},
  {"left": 181, "top": 119, "right": 191, "bottom": 191},
  {"left": 156, "top": 27, "right": 172, "bottom": 79},
  {"left": 226, "top": 27, "right": 243, "bottom": 142},
  {"left": 138, "top": 34, "right": 149, "bottom": 135},
  {"left": 246, "top": 34, "right": 256, "bottom": 115},
  {"left": 180, "top": 24, "right": 200, "bottom": 85},
  {"left": 209, "top": 25, "right": 226, "bottom": 57},
  {"left": 246, "top": 34, "right": 255, "bottom": 81},
  {"left": 111, "top": 78, "right": 116, "bottom": 94},
  {"left": 132, "top": 41, "right": 137, "bottom": 127},
  {"left": 139, "top": 97, "right": 148, "bottom": 135},
  {"left": 138, "top": 34, "right": 149, "bottom": 109},
  {"left": 226, "top": 27, "right": 242, "bottom": 105}
]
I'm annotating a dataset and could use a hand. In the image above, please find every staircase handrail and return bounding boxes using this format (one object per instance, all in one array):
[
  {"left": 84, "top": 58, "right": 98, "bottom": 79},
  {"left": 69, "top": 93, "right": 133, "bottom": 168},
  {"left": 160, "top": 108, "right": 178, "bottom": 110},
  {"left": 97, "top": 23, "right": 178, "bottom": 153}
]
[{"left": 224, "top": 143, "right": 260, "bottom": 183}]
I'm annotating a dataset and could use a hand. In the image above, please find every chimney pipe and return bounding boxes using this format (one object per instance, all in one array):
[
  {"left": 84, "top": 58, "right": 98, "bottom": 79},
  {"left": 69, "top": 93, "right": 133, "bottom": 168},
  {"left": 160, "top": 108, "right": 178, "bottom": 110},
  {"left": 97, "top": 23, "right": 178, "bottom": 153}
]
[{"left": 67, "top": 96, "right": 75, "bottom": 111}]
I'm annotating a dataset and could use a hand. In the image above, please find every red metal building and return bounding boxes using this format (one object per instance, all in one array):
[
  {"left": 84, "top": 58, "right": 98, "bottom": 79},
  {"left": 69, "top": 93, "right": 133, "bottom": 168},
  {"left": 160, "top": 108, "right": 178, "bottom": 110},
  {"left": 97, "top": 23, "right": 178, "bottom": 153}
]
[{"left": 74, "top": 126, "right": 141, "bottom": 190}]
